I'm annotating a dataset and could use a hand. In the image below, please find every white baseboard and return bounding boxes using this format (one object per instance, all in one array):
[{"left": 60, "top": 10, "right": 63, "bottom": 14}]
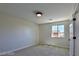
[
  {"left": 0, "top": 43, "right": 37, "bottom": 55},
  {"left": 39, "top": 44, "right": 69, "bottom": 49}
]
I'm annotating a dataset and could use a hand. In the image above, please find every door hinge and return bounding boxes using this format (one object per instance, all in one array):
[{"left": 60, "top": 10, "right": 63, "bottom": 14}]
[
  {"left": 73, "top": 18, "right": 76, "bottom": 21},
  {"left": 73, "top": 36, "right": 76, "bottom": 39}
]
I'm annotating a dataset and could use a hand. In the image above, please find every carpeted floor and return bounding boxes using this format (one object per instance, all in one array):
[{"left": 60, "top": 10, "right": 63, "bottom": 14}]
[{"left": 4, "top": 45, "right": 69, "bottom": 56}]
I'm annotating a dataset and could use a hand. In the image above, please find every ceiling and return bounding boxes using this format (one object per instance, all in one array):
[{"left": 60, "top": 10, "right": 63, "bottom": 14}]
[{"left": 0, "top": 3, "right": 77, "bottom": 24}]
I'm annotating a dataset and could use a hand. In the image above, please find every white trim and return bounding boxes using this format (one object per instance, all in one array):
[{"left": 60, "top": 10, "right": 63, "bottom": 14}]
[{"left": 0, "top": 44, "right": 36, "bottom": 55}]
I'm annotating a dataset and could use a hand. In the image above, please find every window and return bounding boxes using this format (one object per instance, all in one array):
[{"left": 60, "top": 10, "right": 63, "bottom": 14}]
[
  {"left": 51, "top": 24, "right": 64, "bottom": 38},
  {"left": 69, "top": 23, "right": 73, "bottom": 38}
]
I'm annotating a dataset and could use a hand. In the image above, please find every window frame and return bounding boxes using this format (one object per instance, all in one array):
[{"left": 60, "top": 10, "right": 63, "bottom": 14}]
[{"left": 51, "top": 24, "right": 65, "bottom": 38}]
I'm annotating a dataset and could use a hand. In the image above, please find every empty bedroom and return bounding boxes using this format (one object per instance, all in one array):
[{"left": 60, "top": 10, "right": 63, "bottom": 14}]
[{"left": 0, "top": 3, "right": 78, "bottom": 56}]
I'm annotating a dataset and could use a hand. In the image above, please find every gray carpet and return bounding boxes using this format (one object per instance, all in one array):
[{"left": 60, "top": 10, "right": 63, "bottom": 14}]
[{"left": 4, "top": 45, "right": 69, "bottom": 56}]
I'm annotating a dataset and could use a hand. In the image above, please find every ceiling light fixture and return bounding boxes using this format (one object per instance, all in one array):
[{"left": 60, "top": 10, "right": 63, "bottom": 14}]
[{"left": 36, "top": 11, "right": 43, "bottom": 17}]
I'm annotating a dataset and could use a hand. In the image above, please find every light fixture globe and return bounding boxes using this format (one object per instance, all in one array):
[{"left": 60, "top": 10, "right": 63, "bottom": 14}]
[{"left": 36, "top": 11, "right": 43, "bottom": 17}]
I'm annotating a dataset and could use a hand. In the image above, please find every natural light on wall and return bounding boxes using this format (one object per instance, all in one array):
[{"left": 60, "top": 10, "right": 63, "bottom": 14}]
[{"left": 51, "top": 24, "right": 64, "bottom": 38}]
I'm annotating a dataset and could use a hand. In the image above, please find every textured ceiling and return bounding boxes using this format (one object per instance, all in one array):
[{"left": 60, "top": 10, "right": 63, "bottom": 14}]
[{"left": 0, "top": 3, "right": 77, "bottom": 24}]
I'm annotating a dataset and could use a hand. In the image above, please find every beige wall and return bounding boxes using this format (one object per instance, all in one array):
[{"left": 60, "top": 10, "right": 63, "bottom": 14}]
[
  {"left": 39, "top": 20, "right": 70, "bottom": 48},
  {"left": 0, "top": 13, "right": 39, "bottom": 54}
]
